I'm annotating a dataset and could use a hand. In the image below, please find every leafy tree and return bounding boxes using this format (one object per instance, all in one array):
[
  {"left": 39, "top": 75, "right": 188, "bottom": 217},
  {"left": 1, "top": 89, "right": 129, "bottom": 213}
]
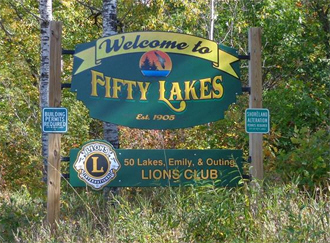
[
  {"left": 0, "top": 0, "right": 100, "bottom": 191},
  {"left": 0, "top": 0, "right": 329, "bottom": 191},
  {"left": 0, "top": 0, "right": 42, "bottom": 191}
]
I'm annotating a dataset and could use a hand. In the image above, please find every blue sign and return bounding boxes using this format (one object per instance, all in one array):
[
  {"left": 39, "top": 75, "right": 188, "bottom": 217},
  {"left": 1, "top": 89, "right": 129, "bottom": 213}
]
[
  {"left": 42, "top": 108, "right": 68, "bottom": 133},
  {"left": 245, "top": 108, "right": 270, "bottom": 133}
]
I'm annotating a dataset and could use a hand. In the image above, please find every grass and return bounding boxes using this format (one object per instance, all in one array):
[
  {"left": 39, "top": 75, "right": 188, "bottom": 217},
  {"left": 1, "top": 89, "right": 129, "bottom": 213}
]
[{"left": 1, "top": 182, "right": 329, "bottom": 242}]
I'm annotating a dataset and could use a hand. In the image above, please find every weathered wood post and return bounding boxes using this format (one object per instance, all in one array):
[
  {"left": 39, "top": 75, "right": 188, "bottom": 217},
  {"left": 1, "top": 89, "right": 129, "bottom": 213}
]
[
  {"left": 47, "top": 21, "right": 62, "bottom": 230},
  {"left": 248, "top": 27, "right": 263, "bottom": 180}
]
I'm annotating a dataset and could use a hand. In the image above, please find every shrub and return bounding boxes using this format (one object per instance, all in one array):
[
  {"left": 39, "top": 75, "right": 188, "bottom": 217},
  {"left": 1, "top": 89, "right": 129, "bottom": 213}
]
[{"left": 274, "top": 127, "right": 330, "bottom": 189}]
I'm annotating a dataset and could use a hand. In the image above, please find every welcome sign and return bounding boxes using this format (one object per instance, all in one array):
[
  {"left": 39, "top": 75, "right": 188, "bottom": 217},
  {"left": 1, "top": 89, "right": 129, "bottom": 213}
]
[{"left": 71, "top": 32, "right": 242, "bottom": 129}]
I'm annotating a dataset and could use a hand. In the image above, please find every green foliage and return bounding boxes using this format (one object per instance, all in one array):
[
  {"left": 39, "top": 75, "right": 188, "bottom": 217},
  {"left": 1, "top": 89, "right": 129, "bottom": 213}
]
[
  {"left": 0, "top": 0, "right": 329, "bottom": 190},
  {"left": 264, "top": 79, "right": 329, "bottom": 150},
  {"left": 0, "top": 186, "right": 44, "bottom": 242},
  {"left": 1, "top": 184, "right": 329, "bottom": 242},
  {"left": 0, "top": 0, "right": 101, "bottom": 190},
  {"left": 0, "top": 2, "right": 328, "bottom": 242},
  {"left": 0, "top": 0, "right": 42, "bottom": 191},
  {"left": 263, "top": 71, "right": 329, "bottom": 188},
  {"left": 274, "top": 127, "right": 330, "bottom": 189}
]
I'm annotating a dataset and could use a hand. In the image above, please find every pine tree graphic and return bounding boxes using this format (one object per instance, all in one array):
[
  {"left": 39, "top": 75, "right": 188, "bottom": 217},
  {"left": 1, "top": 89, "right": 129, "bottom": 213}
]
[{"left": 141, "top": 56, "right": 158, "bottom": 70}]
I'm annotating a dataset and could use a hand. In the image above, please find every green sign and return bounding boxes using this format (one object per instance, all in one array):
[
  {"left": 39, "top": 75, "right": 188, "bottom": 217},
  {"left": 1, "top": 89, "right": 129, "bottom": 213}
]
[
  {"left": 245, "top": 108, "right": 270, "bottom": 133},
  {"left": 71, "top": 31, "right": 242, "bottom": 129},
  {"left": 70, "top": 140, "right": 244, "bottom": 189}
]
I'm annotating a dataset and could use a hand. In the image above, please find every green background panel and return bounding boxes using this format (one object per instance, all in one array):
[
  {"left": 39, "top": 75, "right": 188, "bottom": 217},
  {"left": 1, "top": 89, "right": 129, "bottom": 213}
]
[
  {"left": 70, "top": 148, "right": 244, "bottom": 188},
  {"left": 71, "top": 32, "right": 242, "bottom": 129}
]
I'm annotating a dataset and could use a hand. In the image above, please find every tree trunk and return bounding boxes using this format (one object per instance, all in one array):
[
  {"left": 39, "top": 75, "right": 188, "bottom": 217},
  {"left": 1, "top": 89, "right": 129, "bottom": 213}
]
[
  {"left": 102, "top": 0, "right": 119, "bottom": 197},
  {"left": 103, "top": 0, "right": 118, "bottom": 37},
  {"left": 39, "top": 0, "right": 52, "bottom": 181},
  {"left": 209, "top": 0, "right": 215, "bottom": 40},
  {"left": 102, "top": 0, "right": 119, "bottom": 149}
]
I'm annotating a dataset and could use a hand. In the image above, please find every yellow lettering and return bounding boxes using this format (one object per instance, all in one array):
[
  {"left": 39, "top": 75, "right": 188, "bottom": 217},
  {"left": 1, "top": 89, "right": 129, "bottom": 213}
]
[
  {"left": 200, "top": 78, "right": 212, "bottom": 99},
  {"left": 158, "top": 81, "right": 186, "bottom": 112},
  {"left": 184, "top": 80, "right": 198, "bottom": 100},
  {"left": 163, "top": 170, "right": 170, "bottom": 179},
  {"left": 142, "top": 170, "right": 149, "bottom": 179},
  {"left": 90, "top": 72, "right": 224, "bottom": 109},
  {"left": 210, "top": 169, "right": 218, "bottom": 179},
  {"left": 124, "top": 80, "right": 137, "bottom": 100},
  {"left": 172, "top": 169, "right": 180, "bottom": 180},
  {"left": 137, "top": 81, "right": 150, "bottom": 100},
  {"left": 112, "top": 78, "right": 123, "bottom": 98},
  {"left": 169, "top": 82, "right": 183, "bottom": 101},
  {"left": 212, "top": 76, "right": 223, "bottom": 98},
  {"left": 194, "top": 170, "right": 201, "bottom": 180},
  {"left": 184, "top": 169, "right": 193, "bottom": 180},
  {"left": 91, "top": 70, "right": 105, "bottom": 97},
  {"left": 200, "top": 170, "right": 209, "bottom": 179},
  {"left": 153, "top": 170, "right": 162, "bottom": 180},
  {"left": 91, "top": 157, "right": 104, "bottom": 173},
  {"left": 105, "top": 76, "right": 111, "bottom": 98}
]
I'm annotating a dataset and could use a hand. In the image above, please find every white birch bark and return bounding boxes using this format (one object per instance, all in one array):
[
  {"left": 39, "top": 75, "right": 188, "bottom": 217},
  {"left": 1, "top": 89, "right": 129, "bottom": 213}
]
[
  {"left": 209, "top": 0, "right": 215, "bottom": 40},
  {"left": 102, "top": 0, "right": 119, "bottom": 149},
  {"left": 39, "top": 0, "right": 52, "bottom": 180},
  {"left": 102, "top": 0, "right": 119, "bottom": 197}
]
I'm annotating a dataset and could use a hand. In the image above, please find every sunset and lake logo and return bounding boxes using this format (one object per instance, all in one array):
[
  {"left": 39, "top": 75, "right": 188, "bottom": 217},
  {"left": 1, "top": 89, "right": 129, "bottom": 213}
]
[{"left": 139, "top": 50, "right": 172, "bottom": 77}]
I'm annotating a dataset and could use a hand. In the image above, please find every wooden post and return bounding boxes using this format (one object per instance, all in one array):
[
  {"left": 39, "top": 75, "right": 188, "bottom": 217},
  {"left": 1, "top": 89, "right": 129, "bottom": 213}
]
[
  {"left": 248, "top": 28, "right": 263, "bottom": 180},
  {"left": 47, "top": 21, "right": 62, "bottom": 230}
]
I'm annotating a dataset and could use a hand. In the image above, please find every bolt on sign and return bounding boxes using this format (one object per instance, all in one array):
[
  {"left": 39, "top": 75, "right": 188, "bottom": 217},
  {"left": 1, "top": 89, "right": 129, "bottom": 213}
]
[
  {"left": 70, "top": 140, "right": 244, "bottom": 189},
  {"left": 71, "top": 31, "right": 242, "bottom": 129}
]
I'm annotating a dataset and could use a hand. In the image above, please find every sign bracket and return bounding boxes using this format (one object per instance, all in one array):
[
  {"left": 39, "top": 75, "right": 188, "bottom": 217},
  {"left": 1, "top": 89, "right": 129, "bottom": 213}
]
[
  {"left": 242, "top": 86, "right": 251, "bottom": 94},
  {"left": 62, "top": 49, "right": 75, "bottom": 55},
  {"left": 238, "top": 53, "right": 250, "bottom": 60},
  {"left": 61, "top": 83, "right": 71, "bottom": 89}
]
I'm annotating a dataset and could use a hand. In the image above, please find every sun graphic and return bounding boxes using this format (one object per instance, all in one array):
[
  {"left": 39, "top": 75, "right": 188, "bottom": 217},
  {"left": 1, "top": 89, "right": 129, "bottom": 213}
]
[{"left": 139, "top": 50, "right": 172, "bottom": 77}]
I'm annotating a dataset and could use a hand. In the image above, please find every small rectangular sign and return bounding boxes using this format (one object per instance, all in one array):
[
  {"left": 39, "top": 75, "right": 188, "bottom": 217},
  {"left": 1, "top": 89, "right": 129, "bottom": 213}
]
[
  {"left": 42, "top": 107, "right": 68, "bottom": 133},
  {"left": 245, "top": 108, "right": 270, "bottom": 133},
  {"left": 70, "top": 147, "right": 244, "bottom": 188}
]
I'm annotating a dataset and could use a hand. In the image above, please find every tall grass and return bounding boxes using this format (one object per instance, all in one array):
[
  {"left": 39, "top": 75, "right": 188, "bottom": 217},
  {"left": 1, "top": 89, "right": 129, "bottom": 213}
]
[{"left": 1, "top": 182, "right": 329, "bottom": 242}]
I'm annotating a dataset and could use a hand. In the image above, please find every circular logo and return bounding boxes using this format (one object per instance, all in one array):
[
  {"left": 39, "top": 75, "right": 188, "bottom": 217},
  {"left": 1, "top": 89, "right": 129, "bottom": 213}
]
[
  {"left": 73, "top": 141, "right": 121, "bottom": 190},
  {"left": 139, "top": 50, "right": 172, "bottom": 77},
  {"left": 85, "top": 153, "right": 110, "bottom": 179}
]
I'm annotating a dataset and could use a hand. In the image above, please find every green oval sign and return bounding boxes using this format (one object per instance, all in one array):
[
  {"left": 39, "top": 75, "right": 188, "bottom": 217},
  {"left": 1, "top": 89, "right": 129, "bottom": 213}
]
[{"left": 71, "top": 31, "right": 242, "bottom": 129}]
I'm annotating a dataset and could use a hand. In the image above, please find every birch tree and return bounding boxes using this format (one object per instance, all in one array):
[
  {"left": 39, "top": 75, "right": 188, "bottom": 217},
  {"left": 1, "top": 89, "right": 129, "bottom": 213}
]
[
  {"left": 102, "top": 0, "right": 119, "bottom": 197},
  {"left": 102, "top": 0, "right": 119, "bottom": 150},
  {"left": 39, "top": 0, "right": 52, "bottom": 180},
  {"left": 209, "top": 0, "right": 215, "bottom": 40},
  {"left": 102, "top": 0, "right": 119, "bottom": 146}
]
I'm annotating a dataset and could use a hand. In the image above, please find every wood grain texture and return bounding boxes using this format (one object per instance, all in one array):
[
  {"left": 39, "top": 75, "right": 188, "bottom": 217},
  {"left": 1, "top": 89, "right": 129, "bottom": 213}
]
[
  {"left": 248, "top": 28, "right": 264, "bottom": 180},
  {"left": 47, "top": 21, "right": 62, "bottom": 230}
]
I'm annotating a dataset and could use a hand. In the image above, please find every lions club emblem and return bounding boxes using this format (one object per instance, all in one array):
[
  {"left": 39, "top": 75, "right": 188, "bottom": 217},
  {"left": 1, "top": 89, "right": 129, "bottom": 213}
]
[{"left": 73, "top": 141, "right": 121, "bottom": 190}]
